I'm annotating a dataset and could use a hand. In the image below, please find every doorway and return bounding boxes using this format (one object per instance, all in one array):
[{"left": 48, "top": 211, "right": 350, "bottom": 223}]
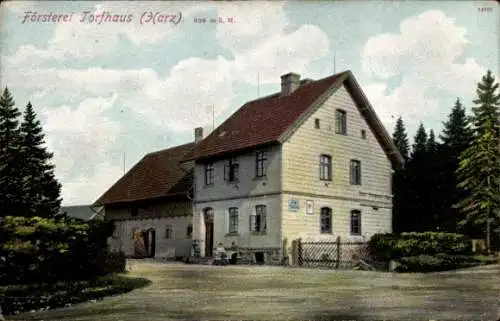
[
  {"left": 143, "top": 228, "right": 156, "bottom": 258},
  {"left": 205, "top": 222, "right": 214, "bottom": 257},
  {"left": 203, "top": 207, "right": 214, "bottom": 257}
]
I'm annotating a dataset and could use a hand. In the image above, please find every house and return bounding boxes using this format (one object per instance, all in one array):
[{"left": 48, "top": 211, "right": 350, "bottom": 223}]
[
  {"left": 182, "top": 70, "right": 404, "bottom": 265},
  {"left": 94, "top": 142, "right": 199, "bottom": 259},
  {"left": 60, "top": 205, "right": 104, "bottom": 221}
]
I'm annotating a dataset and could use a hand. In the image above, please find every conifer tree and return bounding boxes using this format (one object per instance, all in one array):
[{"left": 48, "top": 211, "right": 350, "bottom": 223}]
[
  {"left": 391, "top": 117, "right": 410, "bottom": 232},
  {"left": 392, "top": 117, "right": 410, "bottom": 161},
  {"left": 19, "top": 102, "right": 62, "bottom": 217},
  {"left": 425, "top": 129, "right": 441, "bottom": 231},
  {"left": 0, "top": 88, "right": 23, "bottom": 217},
  {"left": 406, "top": 123, "right": 430, "bottom": 232},
  {"left": 456, "top": 70, "right": 500, "bottom": 251},
  {"left": 439, "top": 98, "right": 473, "bottom": 232}
]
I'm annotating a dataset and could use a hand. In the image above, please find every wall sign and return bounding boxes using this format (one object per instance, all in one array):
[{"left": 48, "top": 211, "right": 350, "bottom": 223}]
[
  {"left": 306, "top": 200, "right": 314, "bottom": 215},
  {"left": 288, "top": 199, "right": 300, "bottom": 212}
]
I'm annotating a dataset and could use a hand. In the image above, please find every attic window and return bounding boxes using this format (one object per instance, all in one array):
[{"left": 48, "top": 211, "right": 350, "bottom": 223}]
[
  {"left": 314, "top": 118, "right": 320, "bottom": 129},
  {"left": 361, "top": 129, "right": 366, "bottom": 139}
]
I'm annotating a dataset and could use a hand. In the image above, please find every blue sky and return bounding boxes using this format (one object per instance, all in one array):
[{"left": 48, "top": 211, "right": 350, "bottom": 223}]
[{"left": 0, "top": 0, "right": 498, "bottom": 205}]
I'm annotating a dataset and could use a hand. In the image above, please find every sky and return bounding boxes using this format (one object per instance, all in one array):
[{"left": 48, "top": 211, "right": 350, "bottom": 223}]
[{"left": 0, "top": 0, "right": 498, "bottom": 206}]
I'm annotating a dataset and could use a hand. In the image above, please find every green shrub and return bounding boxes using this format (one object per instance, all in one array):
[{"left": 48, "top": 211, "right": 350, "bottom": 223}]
[
  {"left": 368, "top": 232, "right": 472, "bottom": 261},
  {"left": 395, "top": 254, "right": 497, "bottom": 273},
  {"left": 0, "top": 275, "right": 151, "bottom": 315},
  {"left": 103, "top": 250, "right": 127, "bottom": 274},
  {"left": 0, "top": 216, "right": 118, "bottom": 285}
]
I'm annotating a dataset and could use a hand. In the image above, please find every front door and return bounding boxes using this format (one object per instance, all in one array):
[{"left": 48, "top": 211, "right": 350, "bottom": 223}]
[{"left": 205, "top": 222, "right": 214, "bottom": 257}]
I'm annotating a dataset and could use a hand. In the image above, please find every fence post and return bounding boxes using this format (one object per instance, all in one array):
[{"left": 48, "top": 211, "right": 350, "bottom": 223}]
[
  {"left": 291, "top": 239, "right": 297, "bottom": 265},
  {"left": 336, "top": 236, "right": 341, "bottom": 269},
  {"left": 297, "top": 238, "right": 303, "bottom": 266}
]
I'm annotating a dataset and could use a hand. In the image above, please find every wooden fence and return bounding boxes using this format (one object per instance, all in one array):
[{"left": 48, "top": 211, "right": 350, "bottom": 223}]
[{"left": 291, "top": 237, "right": 370, "bottom": 269}]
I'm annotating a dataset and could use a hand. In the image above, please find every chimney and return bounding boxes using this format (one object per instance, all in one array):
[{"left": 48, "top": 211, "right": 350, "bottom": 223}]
[
  {"left": 194, "top": 127, "right": 203, "bottom": 144},
  {"left": 280, "top": 72, "right": 301, "bottom": 96}
]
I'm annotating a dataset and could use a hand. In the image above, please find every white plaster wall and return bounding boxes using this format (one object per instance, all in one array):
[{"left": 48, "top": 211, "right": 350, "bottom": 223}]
[
  {"left": 111, "top": 216, "right": 193, "bottom": 258},
  {"left": 194, "top": 194, "right": 281, "bottom": 256}
]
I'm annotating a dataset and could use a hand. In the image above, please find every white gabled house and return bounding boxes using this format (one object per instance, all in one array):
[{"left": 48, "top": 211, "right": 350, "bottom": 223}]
[{"left": 182, "top": 71, "right": 404, "bottom": 265}]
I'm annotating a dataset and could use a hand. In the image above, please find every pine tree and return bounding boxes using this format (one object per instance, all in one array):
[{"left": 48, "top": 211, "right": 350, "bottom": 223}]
[
  {"left": 406, "top": 123, "right": 430, "bottom": 232},
  {"left": 425, "top": 129, "right": 441, "bottom": 231},
  {"left": 391, "top": 117, "right": 410, "bottom": 232},
  {"left": 412, "top": 123, "right": 428, "bottom": 158},
  {"left": 392, "top": 117, "right": 410, "bottom": 161},
  {"left": 439, "top": 98, "right": 473, "bottom": 233},
  {"left": 0, "top": 88, "right": 23, "bottom": 217},
  {"left": 456, "top": 70, "right": 500, "bottom": 251},
  {"left": 19, "top": 102, "right": 62, "bottom": 217}
]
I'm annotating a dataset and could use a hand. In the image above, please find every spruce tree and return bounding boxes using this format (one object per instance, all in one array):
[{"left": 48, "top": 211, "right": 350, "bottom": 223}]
[
  {"left": 391, "top": 117, "right": 410, "bottom": 232},
  {"left": 406, "top": 123, "right": 430, "bottom": 232},
  {"left": 392, "top": 117, "right": 410, "bottom": 161},
  {"left": 19, "top": 102, "right": 62, "bottom": 217},
  {"left": 439, "top": 98, "right": 473, "bottom": 232},
  {"left": 425, "top": 129, "right": 441, "bottom": 231},
  {"left": 456, "top": 70, "right": 500, "bottom": 251},
  {"left": 0, "top": 88, "right": 23, "bottom": 217}
]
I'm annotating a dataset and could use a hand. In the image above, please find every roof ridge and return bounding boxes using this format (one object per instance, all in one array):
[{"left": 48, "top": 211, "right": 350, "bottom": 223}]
[
  {"left": 146, "top": 142, "right": 195, "bottom": 157},
  {"left": 242, "top": 71, "right": 350, "bottom": 106}
]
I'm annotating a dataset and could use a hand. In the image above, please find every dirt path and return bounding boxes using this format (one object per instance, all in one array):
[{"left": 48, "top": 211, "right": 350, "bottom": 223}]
[{"left": 9, "top": 261, "right": 500, "bottom": 321}]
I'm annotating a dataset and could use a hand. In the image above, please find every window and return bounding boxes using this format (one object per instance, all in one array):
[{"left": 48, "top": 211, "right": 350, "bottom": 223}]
[
  {"left": 350, "top": 160, "right": 362, "bottom": 185},
  {"left": 335, "top": 109, "right": 347, "bottom": 135},
  {"left": 224, "top": 158, "right": 240, "bottom": 182},
  {"left": 250, "top": 205, "right": 267, "bottom": 232},
  {"left": 131, "top": 207, "right": 138, "bottom": 217},
  {"left": 319, "top": 154, "right": 332, "bottom": 181},
  {"left": 361, "top": 129, "right": 366, "bottom": 139},
  {"left": 204, "top": 163, "right": 214, "bottom": 185},
  {"left": 165, "top": 225, "right": 173, "bottom": 239},
  {"left": 350, "top": 210, "right": 361, "bottom": 235},
  {"left": 314, "top": 118, "right": 320, "bottom": 129},
  {"left": 255, "top": 151, "right": 267, "bottom": 177},
  {"left": 186, "top": 224, "right": 193, "bottom": 238},
  {"left": 320, "top": 207, "right": 332, "bottom": 233},
  {"left": 228, "top": 207, "right": 239, "bottom": 234}
]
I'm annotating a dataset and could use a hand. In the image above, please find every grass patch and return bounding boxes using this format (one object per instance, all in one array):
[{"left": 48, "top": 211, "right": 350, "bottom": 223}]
[{"left": 0, "top": 274, "right": 151, "bottom": 315}]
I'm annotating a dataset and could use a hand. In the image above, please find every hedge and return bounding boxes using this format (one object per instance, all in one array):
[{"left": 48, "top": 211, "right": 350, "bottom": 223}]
[
  {"left": 396, "top": 254, "right": 498, "bottom": 273},
  {"left": 0, "top": 216, "right": 124, "bottom": 285},
  {"left": 368, "top": 232, "right": 472, "bottom": 261},
  {"left": 0, "top": 274, "right": 151, "bottom": 315}
]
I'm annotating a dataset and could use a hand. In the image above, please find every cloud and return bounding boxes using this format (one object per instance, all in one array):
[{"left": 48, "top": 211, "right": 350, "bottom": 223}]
[
  {"left": 233, "top": 24, "right": 330, "bottom": 85},
  {"left": 215, "top": 2, "right": 288, "bottom": 53},
  {"left": 62, "top": 162, "right": 124, "bottom": 206},
  {"left": 42, "top": 94, "right": 121, "bottom": 184},
  {"left": 2, "top": 1, "right": 331, "bottom": 205},
  {"left": 3, "top": 1, "right": 37, "bottom": 13},
  {"left": 361, "top": 10, "right": 486, "bottom": 131},
  {"left": 5, "top": 1, "right": 210, "bottom": 65}
]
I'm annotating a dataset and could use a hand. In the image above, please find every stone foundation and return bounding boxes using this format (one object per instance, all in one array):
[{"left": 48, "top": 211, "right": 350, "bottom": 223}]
[{"left": 236, "top": 247, "right": 282, "bottom": 265}]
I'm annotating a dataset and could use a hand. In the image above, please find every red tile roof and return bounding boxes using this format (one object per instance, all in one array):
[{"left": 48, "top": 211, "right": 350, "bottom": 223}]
[
  {"left": 94, "top": 143, "right": 195, "bottom": 205},
  {"left": 183, "top": 72, "right": 347, "bottom": 162},
  {"left": 182, "top": 71, "right": 404, "bottom": 168}
]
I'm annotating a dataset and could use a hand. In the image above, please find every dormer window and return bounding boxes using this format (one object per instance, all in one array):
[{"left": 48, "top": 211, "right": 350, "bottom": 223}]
[{"left": 224, "top": 158, "right": 239, "bottom": 182}]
